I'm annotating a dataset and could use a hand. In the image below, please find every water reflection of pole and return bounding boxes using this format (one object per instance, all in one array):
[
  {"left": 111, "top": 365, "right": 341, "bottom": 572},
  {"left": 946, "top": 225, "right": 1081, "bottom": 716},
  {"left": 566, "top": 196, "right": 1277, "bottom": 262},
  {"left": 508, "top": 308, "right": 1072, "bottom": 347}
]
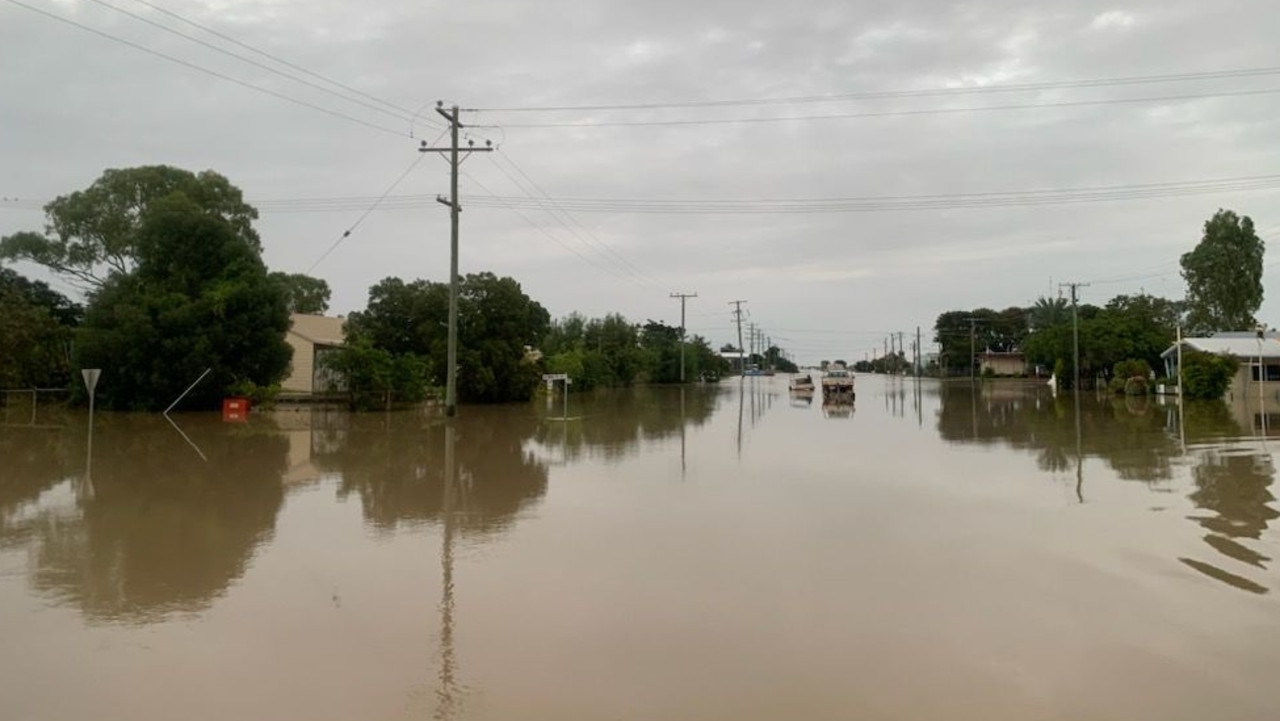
[
  {"left": 736, "top": 377, "right": 744, "bottom": 460},
  {"left": 436, "top": 423, "right": 459, "bottom": 721},
  {"left": 680, "top": 386, "right": 687, "bottom": 478},
  {"left": 1074, "top": 389, "right": 1084, "bottom": 503}
]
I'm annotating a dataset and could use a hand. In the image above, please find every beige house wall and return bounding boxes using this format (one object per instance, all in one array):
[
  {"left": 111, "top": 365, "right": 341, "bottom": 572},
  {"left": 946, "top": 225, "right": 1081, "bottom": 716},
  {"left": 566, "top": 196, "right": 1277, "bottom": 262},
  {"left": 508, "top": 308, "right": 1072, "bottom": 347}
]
[{"left": 280, "top": 314, "right": 347, "bottom": 395}]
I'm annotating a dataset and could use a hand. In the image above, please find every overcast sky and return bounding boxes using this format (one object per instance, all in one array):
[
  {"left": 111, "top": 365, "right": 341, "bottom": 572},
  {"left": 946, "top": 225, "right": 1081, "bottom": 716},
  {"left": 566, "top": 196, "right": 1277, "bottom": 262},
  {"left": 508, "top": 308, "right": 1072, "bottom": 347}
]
[{"left": 3, "top": 0, "right": 1280, "bottom": 364}]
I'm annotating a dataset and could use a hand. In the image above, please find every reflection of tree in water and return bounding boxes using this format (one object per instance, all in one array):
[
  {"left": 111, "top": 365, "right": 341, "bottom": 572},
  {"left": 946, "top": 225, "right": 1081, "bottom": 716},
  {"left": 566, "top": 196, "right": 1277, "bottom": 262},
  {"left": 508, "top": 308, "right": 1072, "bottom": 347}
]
[
  {"left": 935, "top": 383, "right": 1277, "bottom": 593},
  {"left": 934, "top": 384, "right": 1185, "bottom": 483},
  {"left": 0, "top": 425, "right": 83, "bottom": 548},
  {"left": 6, "top": 415, "right": 288, "bottom": 623},
  {"left": 529, "top": 385, "right": 722, "bottom": 463},
  {"left": 315, "top": 407, "right": 547, "bottom": 537},
  {"left": 1181, "top": 449, "right": 1277, "bottom": 594}
]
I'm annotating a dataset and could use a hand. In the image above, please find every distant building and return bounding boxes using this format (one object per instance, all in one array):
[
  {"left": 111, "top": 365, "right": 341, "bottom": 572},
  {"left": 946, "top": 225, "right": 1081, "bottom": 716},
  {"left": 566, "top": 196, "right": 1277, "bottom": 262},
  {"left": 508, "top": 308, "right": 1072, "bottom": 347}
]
[
  {"left": 281, "top": 313, "right": 347, "bottom": 396},
  {"left": 977, "top": 350, "right": 1026, "bottom": 376},
  {"left": 1162, "top": 335, "right": 1280, "bottom": 397}
]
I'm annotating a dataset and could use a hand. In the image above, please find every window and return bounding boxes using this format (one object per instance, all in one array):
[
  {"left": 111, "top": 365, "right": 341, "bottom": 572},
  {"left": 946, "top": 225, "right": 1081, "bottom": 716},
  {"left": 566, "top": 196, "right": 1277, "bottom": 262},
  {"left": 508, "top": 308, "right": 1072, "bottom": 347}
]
[{"left": 1249, "top": 363, "right": 1280, "bottom": 381}]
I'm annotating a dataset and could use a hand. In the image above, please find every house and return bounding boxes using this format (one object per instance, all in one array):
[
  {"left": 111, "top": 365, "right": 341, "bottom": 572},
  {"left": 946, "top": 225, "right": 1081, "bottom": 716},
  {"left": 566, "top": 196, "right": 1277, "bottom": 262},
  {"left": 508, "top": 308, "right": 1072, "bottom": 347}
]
[
  {"left": 1161, "top": 334, "right": 1280, "bottom": 427},
  {"left": 978, "top": 350, "right": 1026, "bottom": 376},
  {"left": 1161, "top": 335, "right": 1280, "bottom": 390},
  {"left": 281, "top": 313, "right": 347, "bottom": 396}
]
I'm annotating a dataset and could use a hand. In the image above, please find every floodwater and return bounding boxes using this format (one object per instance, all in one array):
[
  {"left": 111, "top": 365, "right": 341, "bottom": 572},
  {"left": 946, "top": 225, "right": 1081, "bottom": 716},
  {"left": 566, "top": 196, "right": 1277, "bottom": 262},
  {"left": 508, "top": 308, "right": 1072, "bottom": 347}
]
[{"left": 1, "top": 376, "right": 1278, "bottom": 720}]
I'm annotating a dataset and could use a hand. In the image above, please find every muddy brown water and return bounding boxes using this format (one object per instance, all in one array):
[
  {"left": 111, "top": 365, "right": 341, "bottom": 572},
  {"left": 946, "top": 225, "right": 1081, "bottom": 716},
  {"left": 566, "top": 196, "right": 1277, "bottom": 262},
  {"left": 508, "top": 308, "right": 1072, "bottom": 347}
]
[{"left": 1, "top": 377, "right": 1277, "bottom": 720}]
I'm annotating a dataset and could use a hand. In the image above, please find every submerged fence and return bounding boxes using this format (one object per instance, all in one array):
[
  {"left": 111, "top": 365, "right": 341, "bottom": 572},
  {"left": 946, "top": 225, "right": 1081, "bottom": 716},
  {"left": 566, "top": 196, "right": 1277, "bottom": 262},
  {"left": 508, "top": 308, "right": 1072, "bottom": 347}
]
[{"left": 0, "top": 388, "right": 71, "bottom": 427}]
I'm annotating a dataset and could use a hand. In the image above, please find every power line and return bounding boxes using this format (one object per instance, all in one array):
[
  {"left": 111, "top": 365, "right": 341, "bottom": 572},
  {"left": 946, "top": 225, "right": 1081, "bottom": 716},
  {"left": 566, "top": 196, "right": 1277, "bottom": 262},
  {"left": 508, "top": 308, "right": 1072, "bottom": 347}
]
[
  {"left": 470, "top": 65, "right": 1280, "bottom": 113},
  {"left": 493, "top": 150, "right": 667, "bottom": 288},
  {"left": 239, "top": 173, "right": 1280, "bottom": 215},
  {"left": 487, "top": 87, "right": 1280, "bottom": 128},
  {"left": 123, "top": 0, "right": 440, "bottom": 132},
  {"left": 483, "top": 154, "right": 666, "bottom": 291},
  {"left": 84, "top": 0, "right": 422, "bottom": 127},
  {"left": 305, "top": 153, "right": 428, "bottom": 273},
  {"left": 5, "top": 0, "right": 407, "bottom": 138},
  {"left": 460, "top": 171, "right": 635, "bottom": 281}
]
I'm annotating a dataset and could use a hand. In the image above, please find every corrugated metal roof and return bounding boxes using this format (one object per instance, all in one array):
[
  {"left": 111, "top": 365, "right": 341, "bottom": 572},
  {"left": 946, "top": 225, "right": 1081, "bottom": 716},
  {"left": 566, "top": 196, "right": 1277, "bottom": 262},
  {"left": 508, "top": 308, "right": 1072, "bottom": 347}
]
[{"left": 1162, "top": 337, "right": 1280, "bottom": 359}]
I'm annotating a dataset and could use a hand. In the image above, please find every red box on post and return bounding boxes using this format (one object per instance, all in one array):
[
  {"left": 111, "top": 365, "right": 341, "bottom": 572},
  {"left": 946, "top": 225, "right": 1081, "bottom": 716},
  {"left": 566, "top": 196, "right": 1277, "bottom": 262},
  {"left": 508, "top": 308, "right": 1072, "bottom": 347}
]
[{"left": 222, "top": 397, "right": 249, "bottom": 422}]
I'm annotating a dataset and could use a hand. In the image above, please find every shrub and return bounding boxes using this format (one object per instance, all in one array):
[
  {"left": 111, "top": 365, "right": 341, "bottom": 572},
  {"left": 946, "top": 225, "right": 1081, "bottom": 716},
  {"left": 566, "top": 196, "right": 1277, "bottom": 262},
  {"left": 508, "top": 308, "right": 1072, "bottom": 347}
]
[{"left": 1181, "top": 350, "right": 1236, "bottom": 400}]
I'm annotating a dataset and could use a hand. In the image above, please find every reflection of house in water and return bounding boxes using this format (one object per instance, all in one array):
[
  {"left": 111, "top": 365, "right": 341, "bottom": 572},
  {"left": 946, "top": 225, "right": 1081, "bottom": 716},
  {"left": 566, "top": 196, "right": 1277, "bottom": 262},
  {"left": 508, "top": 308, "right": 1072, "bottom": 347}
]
[{"left": 268, "top": 407, "right": 350, "bottom": 488}]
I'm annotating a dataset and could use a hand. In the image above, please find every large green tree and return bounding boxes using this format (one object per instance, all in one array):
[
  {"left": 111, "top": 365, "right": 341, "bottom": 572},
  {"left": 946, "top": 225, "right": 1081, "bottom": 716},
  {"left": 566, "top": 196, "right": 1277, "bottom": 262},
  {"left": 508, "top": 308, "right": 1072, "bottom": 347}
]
[
  {"left": 1, "top": 166, "right": 259, "bottom": 289},
  {"left": 346, "top": 272, "right": 549, "bottom": 403},
  {"left": 1181, "top": 209, "right": 1265, "bottom": 334},
  {"left": 0, "top": 267, "right": 81, "bottom": 388},
  {"left": 74, "top": 194, "right": 291, "bottom": 410},
  {"left": 270, "top": 272, "right": 331, "bottom": 314},
  {"left": 933, "top": 307, "right": 1028, "bottom": 375}
]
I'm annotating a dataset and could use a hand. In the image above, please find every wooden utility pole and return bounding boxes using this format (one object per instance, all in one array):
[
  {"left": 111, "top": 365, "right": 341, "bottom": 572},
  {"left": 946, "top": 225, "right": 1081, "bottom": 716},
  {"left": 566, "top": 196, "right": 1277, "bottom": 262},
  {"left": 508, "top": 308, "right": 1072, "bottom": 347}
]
[
  {"left": 1059, "top": 282, "right": 1090, "bottom": 391},
  {"left": 670, "top": 292, "right": 697, "bottom": 382},
  {"left": 967, "top": 317, "right": 981, "bottom": 382},
  {"left": 730, "top": 300, "right": 747, "bottom": 375},
  {"left": 420, "top": 103, "right": 492, "bottom": 417}
]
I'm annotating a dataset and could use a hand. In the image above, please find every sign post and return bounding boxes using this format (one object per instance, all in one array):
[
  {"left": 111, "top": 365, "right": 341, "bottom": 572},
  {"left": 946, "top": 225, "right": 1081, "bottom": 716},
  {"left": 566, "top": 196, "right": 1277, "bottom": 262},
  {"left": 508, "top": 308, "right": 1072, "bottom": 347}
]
[
  {"left": 541, "top": 374, "right": 570, "bottom": 420},
  {"left": 81, "top": 369, "right": 101, "bottom": 490}
]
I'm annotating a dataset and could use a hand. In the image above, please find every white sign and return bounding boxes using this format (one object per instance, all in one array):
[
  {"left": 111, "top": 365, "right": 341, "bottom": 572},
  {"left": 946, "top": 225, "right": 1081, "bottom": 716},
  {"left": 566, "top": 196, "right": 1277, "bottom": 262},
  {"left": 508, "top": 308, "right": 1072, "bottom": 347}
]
[
  {"left": 541, "top": 374, "right": 568, "bottom": 381},
  {"left": 81, "top": 368, "right": 102, "bottom": 395}
]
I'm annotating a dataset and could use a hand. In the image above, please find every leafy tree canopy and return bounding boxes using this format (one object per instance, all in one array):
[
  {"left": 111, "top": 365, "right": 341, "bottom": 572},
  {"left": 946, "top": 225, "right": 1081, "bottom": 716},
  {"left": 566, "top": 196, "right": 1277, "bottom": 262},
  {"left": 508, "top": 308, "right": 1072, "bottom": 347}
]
[
  {"left": 1181, "top": 209, "right": 1264, "bottom": 334},
  {"left": 0, "top": 267, "right": 80, "bottom": 388},
  {"left": 270, "top": 272, "right": 331, "bottom": 314},
  {"left": 74, "top": 194, "right": 290, "bottom": 410},
  {"left": 0, "top": 166, "right": 259, "bottom": 289},
  {"left": 346, "top": 272, "right": 549, "bottom": 403}
]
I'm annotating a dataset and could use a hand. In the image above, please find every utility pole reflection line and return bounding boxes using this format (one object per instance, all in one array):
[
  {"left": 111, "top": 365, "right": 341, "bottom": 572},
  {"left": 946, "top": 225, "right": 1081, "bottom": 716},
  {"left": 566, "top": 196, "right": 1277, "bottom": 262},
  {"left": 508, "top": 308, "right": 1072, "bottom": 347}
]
[
  {"left": 1074, "top": 389, "right": 1084, "bottom": 504},
  {"left": 680, "top": 386, "right": 687, "bottom": 478},
  {"left": 736, "top": 377, "right": 744, "bottom": 460},
  {"left": 436, "top": 423, "right": 459, "bottom": 721}
]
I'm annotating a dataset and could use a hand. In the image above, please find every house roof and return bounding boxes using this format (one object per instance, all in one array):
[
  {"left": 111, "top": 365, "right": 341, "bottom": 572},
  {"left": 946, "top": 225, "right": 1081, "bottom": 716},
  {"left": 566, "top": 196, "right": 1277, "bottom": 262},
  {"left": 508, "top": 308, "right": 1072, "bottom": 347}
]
[
  {"left": 1162, "top": 336, "right": 1280, "bottom": 359},
  {"left": 288, "top": 313, "right": 346, "bottom": 346}
]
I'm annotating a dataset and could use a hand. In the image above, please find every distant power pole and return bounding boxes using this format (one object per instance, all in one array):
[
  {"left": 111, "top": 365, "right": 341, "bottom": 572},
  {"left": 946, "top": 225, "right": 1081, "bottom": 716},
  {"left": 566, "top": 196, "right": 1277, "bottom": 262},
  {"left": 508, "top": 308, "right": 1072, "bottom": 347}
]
[
  {"left": 916, "top": 326, "right": 922, "bottom": 377},
  {"left": 966, "top": 317, "right": 981, "bottom": 382},
  {"left": 1059, "top": 282, "right": 1091, "bottom": 390},
  {"left": 420, "top": 102, "right": 492, "bottom": 417},
  {"left": 897, "top": 331, "right": 905, "bottom": 375},
  {"left": 730, "top": 300, "right": 747, "bottom": 374},
  {"left": 670, "top": 292, "right": 697, "bottom": 382}
]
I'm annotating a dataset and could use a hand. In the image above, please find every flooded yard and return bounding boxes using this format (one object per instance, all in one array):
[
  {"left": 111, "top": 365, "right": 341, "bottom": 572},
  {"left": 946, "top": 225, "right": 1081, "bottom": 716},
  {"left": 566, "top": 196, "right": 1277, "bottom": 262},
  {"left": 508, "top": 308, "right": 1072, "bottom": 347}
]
[{"left": 1, "top": 376, "right": 1278, "bottom": 720}]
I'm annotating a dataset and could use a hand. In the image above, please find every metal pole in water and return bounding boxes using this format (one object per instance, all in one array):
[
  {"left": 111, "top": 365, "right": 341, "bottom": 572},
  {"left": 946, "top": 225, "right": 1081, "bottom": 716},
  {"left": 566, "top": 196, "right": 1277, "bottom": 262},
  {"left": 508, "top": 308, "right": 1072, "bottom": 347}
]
[{"left": 164, "top": 367, "right": 212, "bottom": 416}]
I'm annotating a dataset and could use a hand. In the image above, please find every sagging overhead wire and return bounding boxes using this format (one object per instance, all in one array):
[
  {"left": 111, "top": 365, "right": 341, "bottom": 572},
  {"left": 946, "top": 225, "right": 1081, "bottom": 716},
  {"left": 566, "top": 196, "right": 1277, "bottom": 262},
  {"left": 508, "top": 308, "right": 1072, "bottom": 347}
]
[
  {"left": 306, "top": 153, "right": 429, "bottom": 273},
  {"left": 490, "top": 150, "right": 668, "bottom": 290},
  {"left": 85, "top": 0, "right": 424, "bottom": 128},
  {"left": 460, "top": 170, "right": 637, "bottom": 282},
  {"left": 245, "top": 173, "right": 1280, "bottom": 215},
  {"left": 469, "top": 64, "right": 1280, "bottom": 113},
  {"left": 121, "top": 0, "right": 440, "bottom": 133},
  {"left": 480, "top": 87, "right": 1280, "bottom": 129},
  {"left": 5, "top": 0, "right": 408, "bottom": 138}
]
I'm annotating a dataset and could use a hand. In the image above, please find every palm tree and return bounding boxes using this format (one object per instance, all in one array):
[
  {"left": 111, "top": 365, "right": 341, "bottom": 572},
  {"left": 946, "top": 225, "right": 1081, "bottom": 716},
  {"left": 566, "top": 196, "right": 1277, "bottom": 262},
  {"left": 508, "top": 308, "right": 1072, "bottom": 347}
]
[{"left": 1028, "top": 295, "right": 1070, "bottom": 332}]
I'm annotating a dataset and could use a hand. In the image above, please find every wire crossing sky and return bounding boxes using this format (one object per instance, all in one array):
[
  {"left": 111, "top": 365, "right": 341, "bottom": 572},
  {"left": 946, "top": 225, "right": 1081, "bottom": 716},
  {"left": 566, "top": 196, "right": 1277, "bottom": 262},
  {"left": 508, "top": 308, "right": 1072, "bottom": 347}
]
[{"left": 2, "top": 0, "right": 1279, "bottom": 363}]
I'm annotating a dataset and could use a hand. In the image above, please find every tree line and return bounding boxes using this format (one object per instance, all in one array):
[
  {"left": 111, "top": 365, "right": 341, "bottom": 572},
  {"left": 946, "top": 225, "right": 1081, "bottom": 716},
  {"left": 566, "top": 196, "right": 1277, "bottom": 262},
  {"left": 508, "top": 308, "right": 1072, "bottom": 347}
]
[
  {"left": 1, "top": 165, "right": 733, "bottom": 411},
  {"left": 931, "top": 208, "right": 1263, "bottom": 399}
]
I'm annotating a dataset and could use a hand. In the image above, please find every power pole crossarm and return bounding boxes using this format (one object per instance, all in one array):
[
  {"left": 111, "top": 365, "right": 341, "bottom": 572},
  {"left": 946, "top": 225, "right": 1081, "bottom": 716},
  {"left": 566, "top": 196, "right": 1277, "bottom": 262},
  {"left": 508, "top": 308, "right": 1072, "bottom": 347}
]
[{"left": 419, "top": 102, "right": 493, "bottom": 417}]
